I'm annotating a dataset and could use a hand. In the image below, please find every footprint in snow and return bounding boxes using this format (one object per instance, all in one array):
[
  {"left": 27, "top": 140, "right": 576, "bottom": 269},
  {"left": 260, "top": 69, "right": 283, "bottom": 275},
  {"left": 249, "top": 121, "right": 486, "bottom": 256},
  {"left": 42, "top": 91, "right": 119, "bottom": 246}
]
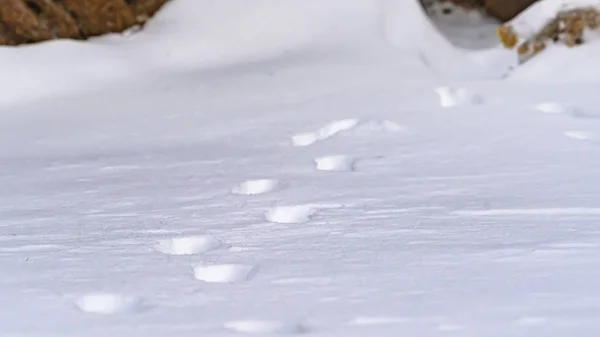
[
  {"left": 292, "top": 119, "right": 359, "bottom": 147},
  {"left": 232, "top": 179, "right": 281, "bottom": 195},
  {"left": 435, "top": 86, "right": 483, "bottom": 108},
  {"left": 193, "top": 264, "right": 257, "bottom": 283},
  {"left": 564, "top": 130, "right": 599, "bottom": 143},
  {"left": 314, "top": 155, "right": 355, "bottom": 172},
  {"left": 265, "top": 204, "right": 344, "bottom": 224},
  {"left": 74, "top": 293, "right": 147, "bottom": 314},
  {"left": 224, "top": 320, "right": 307, "bottom": 334},
  {"left": 352, "top": 120, "right": 405, "bottom": 135},
  {"left": 154, "top": 235, "right": 221, "bottom": 255},
  {"left": 265, "top": 205, "right": 319, "bottom": 224},
  {"left": 533, "top": 101, "right": 598, "bottom": 119}
]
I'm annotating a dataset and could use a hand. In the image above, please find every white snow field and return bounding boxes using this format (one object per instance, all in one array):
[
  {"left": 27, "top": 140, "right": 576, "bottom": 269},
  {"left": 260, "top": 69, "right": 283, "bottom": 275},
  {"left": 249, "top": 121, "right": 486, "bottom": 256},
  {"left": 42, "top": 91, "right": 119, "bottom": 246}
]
[{"left": 2, "top": 0, "right": 600, "bottom": 336}]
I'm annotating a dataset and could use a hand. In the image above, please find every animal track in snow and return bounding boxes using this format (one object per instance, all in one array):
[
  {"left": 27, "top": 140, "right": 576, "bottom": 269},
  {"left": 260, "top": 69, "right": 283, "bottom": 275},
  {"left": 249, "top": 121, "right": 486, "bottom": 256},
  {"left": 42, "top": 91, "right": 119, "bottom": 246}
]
[
  {"left": 74, "top": 293, "right": 145, "bottom": 314},
  {"left": 435, "top": 86, "right": 482, "bottom": 108},
  {"left": 292, "top": 119, "right": 359, "bottom": 146},
  {"left": 534, "top": 101, "right": 574, "bottom": 115},
  {"left": 351, "top": 119, "right": 405, "bottom": 136},
  {"left": 564, "top": 131, "right": 599, "bottom": 142},
  {"left": 533, "top": 101, "right": 593, "bottom": 118},
  {"left": 232, "top": 179, "right": 281, "bottom": 195},
  {"left": 193, "top": 264, "right": 256, "bottom": 283},
  {"left": 154, "top": 236, "right": 221, "bottom": 255},
  {"left": 224, "top": 320, "right": 307, "bottom": 334},
  {"left": 265, "top": 204, "right": 343, "bottom": 224},
  {"left": 265, "top": 205, "right": 319, "bottom": 224},
  {"left": 314, "top": 155, "right": 355, "bottom": 172}
]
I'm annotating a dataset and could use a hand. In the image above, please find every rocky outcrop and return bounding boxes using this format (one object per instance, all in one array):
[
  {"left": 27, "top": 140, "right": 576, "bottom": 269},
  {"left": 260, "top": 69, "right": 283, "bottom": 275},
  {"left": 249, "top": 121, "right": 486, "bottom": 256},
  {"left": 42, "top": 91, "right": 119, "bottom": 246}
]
[
  {"left": 0, "top": 0, "right": 170, "bottom": 46},
  {"left": 485, "top": 0, "right": 539, "bottom": 22},
  {"left": 497, "top": 1, "right": 600, "bottom": 63}
]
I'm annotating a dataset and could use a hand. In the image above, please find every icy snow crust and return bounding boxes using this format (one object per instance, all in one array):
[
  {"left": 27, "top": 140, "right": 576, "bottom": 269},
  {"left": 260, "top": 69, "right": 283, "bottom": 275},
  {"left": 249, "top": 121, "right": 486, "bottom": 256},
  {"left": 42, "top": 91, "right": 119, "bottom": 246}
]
[{"left": 2, "top": 0, "right": 600, "bottom": 336}]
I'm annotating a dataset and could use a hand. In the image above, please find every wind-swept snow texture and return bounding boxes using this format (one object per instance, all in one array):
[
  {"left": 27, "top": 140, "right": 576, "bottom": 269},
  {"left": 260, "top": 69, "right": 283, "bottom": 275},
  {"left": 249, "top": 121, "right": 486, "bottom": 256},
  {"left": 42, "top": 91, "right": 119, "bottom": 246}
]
[{"left": 3, "top": 0, "right": 600, "bottom": 337}]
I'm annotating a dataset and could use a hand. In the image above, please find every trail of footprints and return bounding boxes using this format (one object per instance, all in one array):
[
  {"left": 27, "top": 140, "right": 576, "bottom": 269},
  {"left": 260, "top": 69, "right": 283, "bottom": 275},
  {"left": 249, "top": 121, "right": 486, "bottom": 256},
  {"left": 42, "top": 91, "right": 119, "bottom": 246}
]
[
  {"left": 73, "top": 118, "right": 381, "bottom": 333},
  {"left": 532, "top": 101, "right": 599, "bottom": 142},
  {"left": 73, "top": 88, "right": 598, "bottom": 332},
  {"left": 197, "top": 119, "right": 376, "bottom": 333},
  {"left": 434, "top": 86, "right": 600, "bottom": 144},
  {"left": 152, "top": 120, "right": 369, "bottom": 332}
]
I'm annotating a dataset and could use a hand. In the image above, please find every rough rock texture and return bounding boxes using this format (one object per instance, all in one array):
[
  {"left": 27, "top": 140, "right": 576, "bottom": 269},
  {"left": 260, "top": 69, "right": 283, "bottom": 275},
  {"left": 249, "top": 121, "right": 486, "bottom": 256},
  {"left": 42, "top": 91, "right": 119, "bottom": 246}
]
[
  {"left": 420, "top": 0, "right": 540, "bottom": 23},
  {"left": 130, "top": 0, "right": 170, "bottom": 23},
  {"left": 485, "top": 0, "right": 539, "bottom": 22},
  {"left": 0, "top": 0, "right": 170, "bottom": 46},
  {"left": 497, "top": 5, "right": 600, "bottom": 63}
]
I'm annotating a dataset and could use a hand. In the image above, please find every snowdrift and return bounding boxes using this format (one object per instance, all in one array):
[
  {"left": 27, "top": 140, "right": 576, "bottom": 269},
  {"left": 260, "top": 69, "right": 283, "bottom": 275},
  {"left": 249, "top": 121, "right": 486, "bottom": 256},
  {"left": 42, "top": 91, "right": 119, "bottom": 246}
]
[
  {"left": 0, "top": 0, "right": 521, "bottom": 107},
  {"left": 6, "top": 0, "right": 600, "bottom": 104},
  {"left": 383, "top": 0, "right": 513, "bottom": 80}
]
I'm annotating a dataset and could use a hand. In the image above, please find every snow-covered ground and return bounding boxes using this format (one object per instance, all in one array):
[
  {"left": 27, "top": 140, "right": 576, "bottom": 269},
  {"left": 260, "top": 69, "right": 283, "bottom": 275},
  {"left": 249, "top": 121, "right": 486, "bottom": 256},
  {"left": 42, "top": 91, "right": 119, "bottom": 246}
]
[
  {"left": 424, "top": 0, "right": 501, "bottom": 50},
  {"left": 2, "top": 0, "right": 600, "bottom": 336}
]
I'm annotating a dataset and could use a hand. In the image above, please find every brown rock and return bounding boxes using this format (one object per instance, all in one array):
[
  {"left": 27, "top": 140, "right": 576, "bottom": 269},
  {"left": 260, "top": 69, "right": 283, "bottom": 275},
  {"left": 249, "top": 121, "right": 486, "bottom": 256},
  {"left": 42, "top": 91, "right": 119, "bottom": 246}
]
[
  {"left": 22, "top": 0, "right": 81, "bottom": 39},
  {"left": 496, "top": 25, "right": 518, "bottom": 48},
  {"left": 0, "top": 0, "right": 53, "bottom": 42},
  {"left": 485, "top": 0, "right": 539, "bottom": 22},
  {"left": 128, "top": 0, "right": 171, "bottom": 24},
  {"left": 0, "top": 20, "right": 23, "bottom": 45},
  {"left": 0, "top": 0, "right": 170, "bottom": 46},
  {"left": 497, "top": 5, "right": 600, "bottom": 64},
  {"left": 61, "top": 0, "right": 137, "bottom": 38}
]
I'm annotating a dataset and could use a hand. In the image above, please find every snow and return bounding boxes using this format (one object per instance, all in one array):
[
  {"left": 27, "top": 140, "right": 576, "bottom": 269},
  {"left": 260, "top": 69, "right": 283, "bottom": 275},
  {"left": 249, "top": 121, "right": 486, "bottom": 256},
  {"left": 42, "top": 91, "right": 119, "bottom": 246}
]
[
  {"left": 232, "top": 179, "right": 282, "bottom": 196},
  {"left": 193, "top": 264, "right": 257, "bottom": 283},
  {"left": 314, "top": 155, "right": 356, "bottom": 172},
  {"left": 502, "top": 0, "right": 600, "bottom": 80},
  {"left": 265, "top": 205, "right": 322, "bottom": 224},
  {"left": 224, "top": 320, "right": 307, "bottom": 334},
  {"left": 154, "top": 235, "right": 222, "bottom": 255},
  {"left": 74, "top": 292, "right": 147, "bottom": 315},
  {"left": 506, "top": 0, "right": 600, "bottom": 40},
  {"left": 2, "top": 0, "right": 600, "bottom": 336},
  {"left": 435, "top": 86, "right": 484, "bottom": 107},
  {"left": 292, "top": 119, "right": 360, "bottom": 147}
]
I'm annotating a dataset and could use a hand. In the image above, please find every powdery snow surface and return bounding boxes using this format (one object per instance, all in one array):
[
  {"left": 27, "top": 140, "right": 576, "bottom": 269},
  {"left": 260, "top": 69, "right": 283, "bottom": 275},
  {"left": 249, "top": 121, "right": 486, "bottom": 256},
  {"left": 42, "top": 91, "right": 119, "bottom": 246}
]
[
  {"left": 74, "top": 292, "right": 147, "bottom": 315},
  {"left": 154, "top": 235, "right": 222, "bottom": 255},
  {"left": 3, "top": 0, "right": 600, "bottom": 336},
  {"left": 232, "top": 179, "right": 282, "bottom": 195},
  {"left": 193, "top": 264, "right": 257, "bottom": 283}
]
